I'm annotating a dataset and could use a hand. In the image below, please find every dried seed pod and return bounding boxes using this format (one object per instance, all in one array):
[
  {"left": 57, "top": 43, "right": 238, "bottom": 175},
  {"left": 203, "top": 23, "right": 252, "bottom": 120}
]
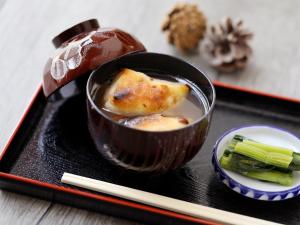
[
  {"left": 162, "top": 3, "right": 207, "bottom": 52},
  {"left": 204, "top": 17, "right": 253, "bottom": 73}
]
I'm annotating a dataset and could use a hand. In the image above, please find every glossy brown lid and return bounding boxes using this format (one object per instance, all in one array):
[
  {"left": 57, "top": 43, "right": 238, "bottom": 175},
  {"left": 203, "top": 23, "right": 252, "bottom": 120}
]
[
  {"left": 52, "top": 19, "right": 100, "bottom": 48},
  {"left": 43, "top": 19, "right": 146, "bottom": 97}
]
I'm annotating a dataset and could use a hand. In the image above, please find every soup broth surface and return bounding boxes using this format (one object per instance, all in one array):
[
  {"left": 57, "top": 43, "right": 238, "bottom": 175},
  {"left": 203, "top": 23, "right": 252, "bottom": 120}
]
[{"left": 94, "top": 71, "right": 208, "bottom": 127}]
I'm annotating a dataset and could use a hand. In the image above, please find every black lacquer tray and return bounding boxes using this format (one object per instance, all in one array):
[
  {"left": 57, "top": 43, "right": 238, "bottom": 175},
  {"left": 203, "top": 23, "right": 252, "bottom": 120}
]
[{"left": 1, "top": 81, "right": 300, "bottom": 225}]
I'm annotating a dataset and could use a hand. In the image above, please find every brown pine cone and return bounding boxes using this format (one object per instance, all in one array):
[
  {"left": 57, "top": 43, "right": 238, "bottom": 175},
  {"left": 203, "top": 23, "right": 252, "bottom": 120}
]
[
  {"left": 162, "top": 3, "right": 206, "bottom": 52},
  {"left": 204, "top": 17, "right": 253, "bottom": 73}
]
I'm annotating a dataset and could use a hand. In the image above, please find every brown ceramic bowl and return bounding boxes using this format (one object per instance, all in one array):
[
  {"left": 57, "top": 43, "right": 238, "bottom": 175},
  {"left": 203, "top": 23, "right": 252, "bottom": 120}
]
[{"left": 86, "top": 52, "right": 215, "bottom": 173}]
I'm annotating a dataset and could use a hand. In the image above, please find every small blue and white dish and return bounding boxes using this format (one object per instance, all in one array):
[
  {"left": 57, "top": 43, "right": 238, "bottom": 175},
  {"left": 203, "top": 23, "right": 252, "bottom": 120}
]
[{"left": 212, "top": 125, "right": 300, "bottom": 201}]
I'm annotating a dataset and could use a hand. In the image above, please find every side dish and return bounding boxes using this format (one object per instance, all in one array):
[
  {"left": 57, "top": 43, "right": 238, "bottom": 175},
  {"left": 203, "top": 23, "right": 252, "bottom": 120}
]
[{"left": 220, "top": 135, "right": 300, "bottom": 186}]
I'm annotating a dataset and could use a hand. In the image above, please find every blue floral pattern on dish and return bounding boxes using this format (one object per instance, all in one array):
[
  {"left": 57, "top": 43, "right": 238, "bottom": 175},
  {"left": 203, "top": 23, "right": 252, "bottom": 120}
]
[{"left": 212, "top": 125, "right": 300, "bottom": 201}]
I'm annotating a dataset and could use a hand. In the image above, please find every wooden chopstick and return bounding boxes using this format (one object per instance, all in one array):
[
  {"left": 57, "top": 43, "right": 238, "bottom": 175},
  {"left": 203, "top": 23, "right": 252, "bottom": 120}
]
[{"left": 61, "top": 172, "right": 281, "bottom": 225}]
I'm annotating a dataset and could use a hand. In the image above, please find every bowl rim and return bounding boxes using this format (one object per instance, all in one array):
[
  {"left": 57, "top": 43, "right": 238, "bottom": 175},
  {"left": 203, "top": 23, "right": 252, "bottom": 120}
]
[
  {"left": 86, "top": 52, "right": 216, "bottom": 133},
  {"left": 212, "top": 125, "right": 300, "bottom": 201}
]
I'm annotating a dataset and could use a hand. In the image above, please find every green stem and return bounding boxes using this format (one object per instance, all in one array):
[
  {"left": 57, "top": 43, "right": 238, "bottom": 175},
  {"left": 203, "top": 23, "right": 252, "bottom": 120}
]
[
  {"left": 289, "top": 153, "right": 300, "bottom": 170},
  {"left": 244, "top": 170, "right": 293, "bottom": 186},
  {"left": 220, "top": 151, "right": 293, "bottom": 186},
  {"left": 231, "top": 135, "right": 300, "bottom": 169},
  {"left": 221, "top": 150, "right": 276, "bottom": 172},
  {"left": 243, "top": 139, "right": 293, "bottom": 156},
  {"left": 233, "top": 135, "right": 293, "bottom": 156},
  {"left": 234, "top": 142, "right": 293, "bottom": 169}
]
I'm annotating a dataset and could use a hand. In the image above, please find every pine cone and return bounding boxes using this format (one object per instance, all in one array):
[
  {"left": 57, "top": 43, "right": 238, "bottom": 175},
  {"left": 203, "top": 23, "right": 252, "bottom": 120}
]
[
  {"left": 162, "top": 3, "right": 206, "bottom": 52},
  {"left": 204, "top": 17, "right": 253, "bottom": 73}
]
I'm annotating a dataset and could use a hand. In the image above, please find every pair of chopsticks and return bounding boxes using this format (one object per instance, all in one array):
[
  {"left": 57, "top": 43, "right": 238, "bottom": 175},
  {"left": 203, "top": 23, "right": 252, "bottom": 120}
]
[{"left": 61, "top": 173, "right": 281, "bottom": 225}]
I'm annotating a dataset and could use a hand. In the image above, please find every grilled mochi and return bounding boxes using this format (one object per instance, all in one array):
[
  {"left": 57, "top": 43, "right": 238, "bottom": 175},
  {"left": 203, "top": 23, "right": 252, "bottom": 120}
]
[
  {"left": 124, "top": 114, "right": 189, "bottom": 131},
  {"left": 103, "top": 68, "right": 189, "bottom": 116}
]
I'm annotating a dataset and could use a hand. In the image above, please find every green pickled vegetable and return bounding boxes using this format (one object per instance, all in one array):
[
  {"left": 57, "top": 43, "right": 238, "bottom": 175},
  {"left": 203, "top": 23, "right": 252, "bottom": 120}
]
[
  {"left": 220, "top": 151, "right": 293, "bottom": 186},
  {"left": 290, "top": 153, "right": 300, "bottom": 170},
  {"left": 230, "top": 135, "right": 300, "bottom": 170},
  {"left": 245, "top": 171, "right": 293, "bottom": 186},
  {"left": 221, "top": 150, "right": 275, "bottom": 172},
  {"left": 233, "top": 135, "right": 293, "bottom": 156},
  {"left": 219, "top": 134, "right": 300, "bottom": 186},
  {"left": 234, "top": 142, "right": 293, "bottom": 169}
]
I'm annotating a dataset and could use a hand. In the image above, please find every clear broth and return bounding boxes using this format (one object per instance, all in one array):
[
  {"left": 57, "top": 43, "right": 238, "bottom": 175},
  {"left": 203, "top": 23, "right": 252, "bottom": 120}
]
[{"left": 94, "top": 71, "right": 209, "bottom": 125}]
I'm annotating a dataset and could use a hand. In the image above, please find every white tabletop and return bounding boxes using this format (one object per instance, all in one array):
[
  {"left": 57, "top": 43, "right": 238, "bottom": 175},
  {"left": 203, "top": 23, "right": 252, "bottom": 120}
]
[{"left": 1, "top": 0, "right": 300, "bottom": 224}]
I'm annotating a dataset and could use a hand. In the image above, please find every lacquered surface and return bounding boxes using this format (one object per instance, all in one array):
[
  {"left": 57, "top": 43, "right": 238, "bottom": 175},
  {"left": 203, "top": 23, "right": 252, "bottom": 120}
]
[
  {"left": 2, "top": 1, "right": 300, "bottom": 224},
  {"left": 2, "top": 85, "right": 300, "bottom": 224},
  {"left": 43, "top": 27, "right": 145, "bottom": 97}
]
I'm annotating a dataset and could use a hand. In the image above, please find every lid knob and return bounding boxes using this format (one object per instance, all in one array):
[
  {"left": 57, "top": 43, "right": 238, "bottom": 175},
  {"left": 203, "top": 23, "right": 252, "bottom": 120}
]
[{"left": 52, "top": 19, "right": 100, "bottom": 48}]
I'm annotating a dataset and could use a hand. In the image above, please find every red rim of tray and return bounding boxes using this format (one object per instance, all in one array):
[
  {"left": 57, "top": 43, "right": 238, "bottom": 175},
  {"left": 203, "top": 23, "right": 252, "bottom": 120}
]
[{"left": 2, "top": 81, "right": 299, "bottom": 225}]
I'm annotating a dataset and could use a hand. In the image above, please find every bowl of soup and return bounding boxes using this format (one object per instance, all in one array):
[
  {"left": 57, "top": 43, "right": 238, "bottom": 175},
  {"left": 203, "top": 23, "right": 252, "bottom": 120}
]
[{"left": 86, "top": 52, "right": 215, "bottom": 173}]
